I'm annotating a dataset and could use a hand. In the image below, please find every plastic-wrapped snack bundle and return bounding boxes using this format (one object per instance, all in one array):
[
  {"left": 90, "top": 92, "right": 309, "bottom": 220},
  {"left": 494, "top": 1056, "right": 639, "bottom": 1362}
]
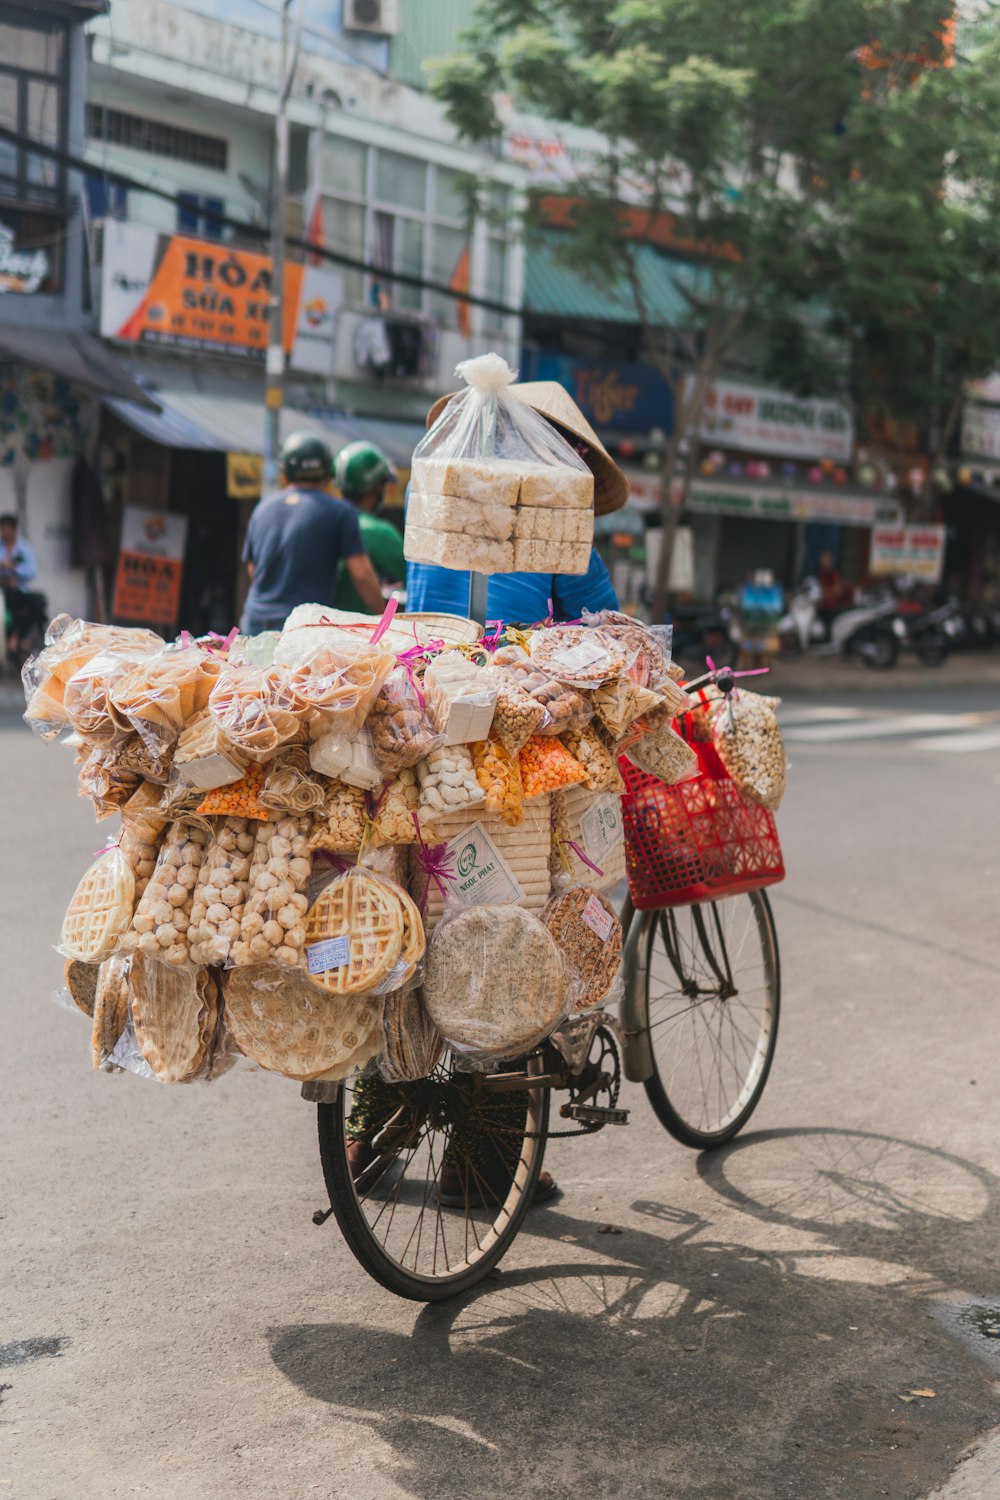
[
  {"left": 550, "top": 785, "right": 626, "bottom": 894},
  {"left": 713, "top": 691, "right": 786, "bottom": 810},
  {"left": 377, "top": 989, "right": 443, "bottom": 1083},
  {"left": 259, "top": 746, "right": 327, "bottom": 815},
  {"left": 369, "top": 769, "right": 420, "bottom": 846},
  {"left": 282, "top": 632, "right": 395, "bottom": 735},
  {"left": 309, "top": 724, "right": 384, "bottom": 790},
  {"left": 76, "top": 744, "right": 141, "bottom": 821},
  {"left": 485, "top": 663, "right": 546, "bottom": 755},
  {"left": 560, "top": 725, "right": 625, "bottom": 794},
  {"left": 416, "top": 743, "right": 485, "bottom": 828},
  {"left": 528, "top": 626, "right": 627, "bottom": 690},
  {"left": 222, "top": 963, "right": 382, "bottom": 1081},
  {"left": 156, "top": 769, "right": 204, "bottom": 820},
  {"left": 117, "top": 731, "right": 175, "bottom": 785},
  {"left": 492, "top": 644, "right": 592, "bottom": 737},
  {"left": 208, "top": 663, "right": 305, "bottom": 760},
  {"left": 60, "top": 846, "right": 136, "bottom": 963},
  {"left": 471, "top": 738, "right": 524, "bottom": 826},
  {"left": 128, "top": 956, "right": 223, "bottom": 1084},
  {"left": 126, "top": 819, "right": 210, "bottom": 966},
  {"left": 541, "top": 886, "right": 623, "bottom": 1013},
  {"left": 367, "top": 663, "right": 441, "bottom": 775},
  {"left": 119, "top": 782, "right": 168, "bottom": 901},
  {"left": 625, "top": 719, "right": 699, "bottom": 785},
  {"left": 409, "top": 795, "right": 552, "bottom": 931},
  {"left": 196, "top": 760, "right": 271, "bottom": 819},
  {"left": 302, "top": 866, "right": 424, "bottom": 997},
  {"left": 230, "top": 814, "right": 312, "bottom": 969},
  {"left": 23, "top": 620, "right": 163, "bottom": 742},
  {"left": 581, "top": 609, "right": 676, "bottom": 692},
  {"left": 109, "top": 644, "right": 221, "bottom": 756},
  {"left": 188, "top": 816, "right": 256, "bottom": 966},
  {"left": 309, "top": 779, "right": 367, "bottom": 853},
  {"left": 422, "top": 904, "right": 569, "bottom": 1061},
  {"left": 518, "top": 735, "right": 588, "bottom": 799},
  {"left": 591, "top": 677, "right": 669, "bottom": 741},
  {"left": 65, "top": 645, "right": 162, "bottom": 744},
  {"left": 173, "top": 710, "right": 248, "bottom": 790},
  {"left": 423, "top": 653, "right": 498, "bottom": 745}
]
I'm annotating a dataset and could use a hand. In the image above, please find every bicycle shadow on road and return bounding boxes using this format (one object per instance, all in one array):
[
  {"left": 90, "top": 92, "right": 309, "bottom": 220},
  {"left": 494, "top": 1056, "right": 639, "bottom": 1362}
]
[{"left": 269, "top": 1126, "right": 1000, "bottom": 1500}]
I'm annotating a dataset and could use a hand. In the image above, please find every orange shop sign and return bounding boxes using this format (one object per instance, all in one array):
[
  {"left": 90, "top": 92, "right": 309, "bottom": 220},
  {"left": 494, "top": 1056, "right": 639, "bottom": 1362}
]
[
  {"left": 112, "top": 506, "right": 188, "bottom": 628},
  {"left": 100, "top": 221, "right": 340, "bottom": 371}
]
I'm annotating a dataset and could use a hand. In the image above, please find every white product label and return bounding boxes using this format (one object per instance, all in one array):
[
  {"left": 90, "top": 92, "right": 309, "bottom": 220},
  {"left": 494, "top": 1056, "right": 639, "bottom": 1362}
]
[
  {"left": 581, "top": 894, "right": 614, "bottom": 942},
  {"left": 553, "top": 641, "right": 606, "bottom": 675},
  {"left": 443, "top": 821, "right": 524, "bottom": 908},
  {"left": 307, "top": 935, "right": 351, "bottom": 974},
  {"left": 578, "top": 794, "right": 624, "bottom": 867},
  {"left": 372, "top": 957, "right": 410, "bottom": 996}
]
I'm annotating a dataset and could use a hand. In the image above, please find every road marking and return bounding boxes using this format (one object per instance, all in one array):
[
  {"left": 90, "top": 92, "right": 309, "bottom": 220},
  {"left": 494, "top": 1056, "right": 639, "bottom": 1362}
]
[
  {"left": 783, "top": 713, "right": 967, "bottom": 743},
  {"left": 911, "top": 728, "right": 1000, "bottom": 753},
  {"left": 774, "top": 707, "right": 872, "bottom": 726}
]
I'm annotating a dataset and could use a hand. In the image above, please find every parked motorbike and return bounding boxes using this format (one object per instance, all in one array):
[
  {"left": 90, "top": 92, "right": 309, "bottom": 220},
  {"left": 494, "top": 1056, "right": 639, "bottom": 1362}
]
[
  {"left": 668, "top": 601, "right": 738, "bottom": 662},
  {"left": 895, "top": 599, "right": 960, "bottom": 666},
  {"left": 779, "top": 581, "right": 902, "bottom": 668}
]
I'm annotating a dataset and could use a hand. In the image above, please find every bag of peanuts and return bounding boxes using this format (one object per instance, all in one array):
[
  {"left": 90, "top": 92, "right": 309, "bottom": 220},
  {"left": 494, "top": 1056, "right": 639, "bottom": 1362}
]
[
  {"left": 126, "top": 819, "right": 212, "bottom": 966},
  {"left": 366, "top": 664, "right": 442, "bottom": 775},
  {"left": 560, "top": 724, "right": 625, "bottom": 794},
  {"left": 369, "top": 769, "right": 420, "bottom": 846},
  {"left": 519, "top": 735, "right": 588, "bottom": 799},
  {"left": 229, "top": 814, "right": 313, "bottom": 969},
  {"left": 712, "top": 691, "right": 786, "bottom": 810},
  {"left": 309, "top": 779, "right": 368, "bottom": 853},
  {"left": 484, "top": 663, "right": 546, "bottom": 754},
  {"left": 188, "top": 816, "right": 256, "bottom": 966},
  {"left": 492, "top": 644, "right": 592, "bottom": 737},
  {"left": 471, "top": 738, "right": 524, "bottom": 826},
  {"left": 624, "top": 717, "right": 699, "bottom": 785}
]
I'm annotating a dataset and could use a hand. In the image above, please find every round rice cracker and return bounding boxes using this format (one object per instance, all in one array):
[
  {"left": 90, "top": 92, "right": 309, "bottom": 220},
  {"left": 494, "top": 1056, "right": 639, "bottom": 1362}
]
[
  {"left": 302, "top": 870, "right": 404, "bottom": 996},
  {"left": 64, "top": 958, "right": 100, "bottom": 1018},
  {"left": 129, "top": 955, "right": 219, "bottom": 1083},
  {"left": 541, "top": 887, "right": 623, "bottom": 1012},
  {"left": 379, "top": 988, "right": 443, "bottom": 1083},
  {"left": 223, "top": 964, "right": 381, "bottom": 1080},
  {"left": 423, "top": 905, "right": 567, "bottom": 1058}
]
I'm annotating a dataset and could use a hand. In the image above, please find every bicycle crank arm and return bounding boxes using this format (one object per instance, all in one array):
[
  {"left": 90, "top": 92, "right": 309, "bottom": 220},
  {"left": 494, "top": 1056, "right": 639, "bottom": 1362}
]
[{"left": 559, "top": 1102, "right": 630, "bottom": 1126}]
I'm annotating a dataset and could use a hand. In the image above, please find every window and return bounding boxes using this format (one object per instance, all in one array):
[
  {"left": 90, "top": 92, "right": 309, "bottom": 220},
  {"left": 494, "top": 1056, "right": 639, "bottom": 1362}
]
[
  {"left": 85, "top": 105, "right": 229, "bottom": 172},
  {"left": 0, "top": 18, "right": 67, "bottom": 212},
  {"left": 178, "top": 192, "right": 224, "bottom": 240},
  {"left": 375, "top": 149, "right": 426, "bottom": 212}
]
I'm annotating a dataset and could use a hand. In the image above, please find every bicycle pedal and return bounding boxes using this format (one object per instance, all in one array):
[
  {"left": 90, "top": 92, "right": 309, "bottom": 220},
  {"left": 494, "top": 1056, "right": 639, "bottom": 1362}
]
[{"left": 560, "top": 1103, "right": 630, "bottom": 1126}]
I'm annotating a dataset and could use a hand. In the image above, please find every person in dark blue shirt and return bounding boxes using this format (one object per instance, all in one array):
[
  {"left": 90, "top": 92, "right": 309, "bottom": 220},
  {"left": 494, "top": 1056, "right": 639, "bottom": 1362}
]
[
  {"left": 241, "top": 432, "right": 384, "bottom": 633},
  {"left": 405, "top": 381, "right": 629, "bottom": 626}
]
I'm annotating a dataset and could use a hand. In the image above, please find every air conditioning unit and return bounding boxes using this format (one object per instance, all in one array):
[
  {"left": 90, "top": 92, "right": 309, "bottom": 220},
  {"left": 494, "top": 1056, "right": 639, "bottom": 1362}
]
[{"left": 343, "top": 0, "right": 398, "bottom": 37}]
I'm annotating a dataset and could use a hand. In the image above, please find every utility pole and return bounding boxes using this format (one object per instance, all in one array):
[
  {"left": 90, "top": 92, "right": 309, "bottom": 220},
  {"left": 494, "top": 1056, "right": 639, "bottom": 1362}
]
[{"left": 264, "top": 0, "right": 303, "bottom": 492}]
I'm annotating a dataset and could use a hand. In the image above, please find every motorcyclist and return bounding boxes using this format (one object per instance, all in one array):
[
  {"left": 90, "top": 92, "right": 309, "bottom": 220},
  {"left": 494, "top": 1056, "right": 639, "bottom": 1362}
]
[{"left": 332, "top": 441, "right": 406, "bottom": 614}]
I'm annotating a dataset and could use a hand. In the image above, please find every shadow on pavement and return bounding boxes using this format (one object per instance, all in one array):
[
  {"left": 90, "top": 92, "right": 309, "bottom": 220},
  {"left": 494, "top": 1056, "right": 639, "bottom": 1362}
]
[{"left": 269, "top": 1127, "right": 1000, "bottom": 1500}]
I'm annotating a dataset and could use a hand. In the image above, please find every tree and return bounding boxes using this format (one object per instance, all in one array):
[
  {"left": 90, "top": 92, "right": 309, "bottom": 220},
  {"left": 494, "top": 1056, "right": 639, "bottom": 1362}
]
[{"left": 429, "top": 0, "right": 989, "bottom": 612}]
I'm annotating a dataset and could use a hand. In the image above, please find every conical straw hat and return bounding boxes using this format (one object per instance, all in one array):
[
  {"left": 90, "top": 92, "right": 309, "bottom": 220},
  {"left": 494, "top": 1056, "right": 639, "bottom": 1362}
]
[{"left": 425, "top": 379, "right": 629, "bottom": 517}]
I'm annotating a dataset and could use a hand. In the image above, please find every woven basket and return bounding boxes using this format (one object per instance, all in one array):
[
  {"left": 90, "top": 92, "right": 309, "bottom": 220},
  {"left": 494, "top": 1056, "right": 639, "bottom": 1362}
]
[
  {"left": 550, "top": 786, "right": 626, "bottom": 894},
  {"left": 394, "top": 612, "right": 483, "bottom": 647},
  {"left": 409, "top": 797, "right": 551, "bottom": 931}
]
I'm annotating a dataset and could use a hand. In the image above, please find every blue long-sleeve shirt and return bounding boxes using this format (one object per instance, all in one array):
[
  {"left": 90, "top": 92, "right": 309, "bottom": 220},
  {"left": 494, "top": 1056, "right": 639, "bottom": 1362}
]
[{"left": 0, "top": 536, "right": 37, "bottom": 589}]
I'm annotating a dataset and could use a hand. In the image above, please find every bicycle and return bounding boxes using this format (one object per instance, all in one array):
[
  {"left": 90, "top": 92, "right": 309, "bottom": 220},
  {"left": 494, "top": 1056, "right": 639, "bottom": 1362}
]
[{"left": 308, "top": 670, "right": 784, "bottom": 1302}]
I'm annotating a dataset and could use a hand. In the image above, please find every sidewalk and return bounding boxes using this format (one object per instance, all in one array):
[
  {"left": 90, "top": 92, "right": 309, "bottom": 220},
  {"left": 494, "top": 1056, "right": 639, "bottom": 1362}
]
[
  {"left": 726, "top": 648, "right": 1000, "bottom": 698},
  {"left": 931, "top": 1431, "right": 1000, "bottom": 1497}
]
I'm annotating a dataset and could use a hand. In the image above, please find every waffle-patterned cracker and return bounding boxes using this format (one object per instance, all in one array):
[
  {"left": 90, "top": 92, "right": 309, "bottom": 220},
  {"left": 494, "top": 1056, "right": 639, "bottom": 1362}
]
[
  {"left": 129, "top": 956, "right": 219, "bottom": 1083},
  {"left": 303, "top": 871, "right": 404, "bottom": 996},
  {"left": 61, "top": 849, "right": 135, "bottom": 963}
]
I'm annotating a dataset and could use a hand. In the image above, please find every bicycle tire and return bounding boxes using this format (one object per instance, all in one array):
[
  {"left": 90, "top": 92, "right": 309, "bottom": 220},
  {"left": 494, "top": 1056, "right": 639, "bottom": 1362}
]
[
  {"left": 642, "top": 890, "right": 780, "bottom": 1149},
  {"left": 318, "top": 1057, "right": 550, "bottom": 1302}
]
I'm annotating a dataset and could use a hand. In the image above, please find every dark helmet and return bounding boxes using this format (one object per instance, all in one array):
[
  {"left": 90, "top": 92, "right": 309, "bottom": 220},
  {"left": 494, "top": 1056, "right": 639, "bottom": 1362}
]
[
  {"left": 280, "top": 430, "right": 333, "bottom": 484},
  {"left": 334, "top": 440, "right": 395, "bottom": 500}
]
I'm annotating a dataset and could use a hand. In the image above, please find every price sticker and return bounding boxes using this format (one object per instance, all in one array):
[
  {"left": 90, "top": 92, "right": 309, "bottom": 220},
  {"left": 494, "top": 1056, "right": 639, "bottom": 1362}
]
[
  {"left": 581, "top": 894, "right": 615, "bottom": 942},
  {"left": 372, "top": 957, "right": 410, "bottom": 995},
  {"left": 307, "top": 935, "right": 351, "bottom": 974},
  {"left": 553, "top": 641, "right": 607, "bottom": 675}
]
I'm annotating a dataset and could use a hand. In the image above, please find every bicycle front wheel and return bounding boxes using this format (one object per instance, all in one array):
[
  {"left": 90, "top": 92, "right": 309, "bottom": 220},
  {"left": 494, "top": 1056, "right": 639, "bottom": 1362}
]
[
  {"left": 642, "top": 890, "right": 780, "bottom": 1148},
  {"left": 318, "top": 1054, "right": 549, "bottom": 1301}
]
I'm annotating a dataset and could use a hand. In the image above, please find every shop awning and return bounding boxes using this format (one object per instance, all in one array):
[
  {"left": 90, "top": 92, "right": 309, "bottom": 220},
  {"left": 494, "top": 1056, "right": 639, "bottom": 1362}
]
[
  {"left": 0, "top": 327, "right": 158, "bottom": 408},
  {"left": 687, "top": 478, "right": 903, "bottom": 528},
  {"left": 525, "top": 230, "right": 703, "bottom": 326},
  {"left": 104, "top": 390, "right": 354, "bottom": 454}
]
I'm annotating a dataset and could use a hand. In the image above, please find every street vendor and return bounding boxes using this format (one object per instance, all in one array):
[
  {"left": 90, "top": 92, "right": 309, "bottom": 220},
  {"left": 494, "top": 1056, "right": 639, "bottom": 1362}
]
[
  {"left": 240, "top": 432, "right": 385, "bottom": 633},
  {"left": 404, "top": 381, "right": 627, "bottom": 625}
]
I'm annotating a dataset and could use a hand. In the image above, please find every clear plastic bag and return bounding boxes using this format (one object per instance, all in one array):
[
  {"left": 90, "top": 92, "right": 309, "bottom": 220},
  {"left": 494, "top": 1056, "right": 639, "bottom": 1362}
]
[
  {"left": 528, "top": 626, "right": 628, "bottom": 689},
  {"left": 60, "top": 846, "right": 136, "bottom": 963},
  {"left": 64, "top": 645, "right": 163, "bottom": 745},
  {"left": 126, "top": 819, "right": 211, "bottom": 966},
  {"left": 308, "top": 779, "right": 367, "bottom": 853},
  {"left": 173, "top": 710, "right": 248, "bottom": 790},
  {"left": 222, "top": 962, "right": 382, "bottom": 1080},
  {"left": 550, "top": 786, "right": 626, "bottom": 893},
  {"left": 196, "top": 760, "right": 271, "bottom": 819},
  {"left": 540, "top": 885, "right": 624, "bottom": 1014},
  {"left": 409, "top": 795, "right": 552, "bottom": 932},
  {"left": 492, "top": 644, "right": 592, "bottom": 737},
  {"left": 259, "top": 746, "right": 327, "bottom": 815},
  {"left": 282, "top": 633, "right": 396, "bottom": 734},
  {"left": 109, "top": 643, "right": 221, "bottom": 755},
  {"left": 76, "top": 744, "right": 141, "bottom": 821},
  {"left": 91, "top": 953, "right": 132, "bottom": 1071},
  {"left": 422, "top": 902, "right": 571, "bottom": 1061},
  {"left": 485, "top": 663, "right": 547, "bottom": 755},
  {"left": 188, "top": 816, "right": 256, "bottom": 966},
  {"left": 591, "top": 677, "right": 669, "bottom": 741},
  {"left": 309, "top": 724, "right": 384, "bottom": 790},
  {"left": 302, "top": 865, "right": 424, "bottom": 998},
  {"left": 471, "top": 738, "right": 524, "bottom": 826},
  {"left": 127, "top": 955, "right": 224, "bottom": 1084},
  {"left": 366, "top": 663, "right": 442, "bottom": 775},
  {"left": 156, "top": 769, "right": 204, "bottom": 820},
  {"left": 119, "top": 786, "right": 167, "bottom": 902},
  {"left": 423, "top": 654, "right": 498, "bottom": 746},
  {"left": 23, "top": 620, "right": 163, "bottom": 742},
  {"left": 208, "top": 663, "right": 306, "bottom": 760},
  {"left": 369, "top": 769, "right": 420, "bottom": 846},
  {"left": 117, "top": 731, "right": 175, "bottom": 785},
  {"left": 560, "top": 725, "right": 625, "bottom": 794},
  {"left": 624, "top": 720, "right": 699, "bottom": 785},
  {"left": 411, "top": 353, "right": 594, "bottom": 506},
  {"left": 377, "top": 989, "right": 443, "bottom": 1083},
  {"left": 713, "top": 691, "right": 786, "bottom": 810},
  {"left": 518, "top": 734, "right": 588, "bottom": 799},
  {"left": 416, "top": 743, "right": 485, "bottom": 826},
  {"left": 230, "top": 814, "right": 313, "bottom": 969},
  {"left": 581, "top": 610, "right": 677, "bottom": 692}
]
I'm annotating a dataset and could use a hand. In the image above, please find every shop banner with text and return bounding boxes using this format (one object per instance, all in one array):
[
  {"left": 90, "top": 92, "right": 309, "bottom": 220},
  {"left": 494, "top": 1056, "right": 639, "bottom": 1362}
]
[
  {"left": 101, "top": 221, "right": 340, "bottom": 371},
  {"left": 692, "top": 377, "right": 854, "bottom": 462},
  {"left": 869, "top": 525, "right": 946, "bottom": 582},
  {"left": 112, "top": 506, "right": 188, "bottom": 627}
]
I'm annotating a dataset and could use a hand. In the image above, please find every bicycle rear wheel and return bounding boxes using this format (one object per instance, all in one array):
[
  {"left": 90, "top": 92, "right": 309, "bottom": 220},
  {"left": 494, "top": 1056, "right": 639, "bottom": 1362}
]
[
  {"left": 642, "top": 890, "right": 779, "bottom": 1148},
  {"left": 318, "top": 1054, "right": 549, "bottom": 1301}
]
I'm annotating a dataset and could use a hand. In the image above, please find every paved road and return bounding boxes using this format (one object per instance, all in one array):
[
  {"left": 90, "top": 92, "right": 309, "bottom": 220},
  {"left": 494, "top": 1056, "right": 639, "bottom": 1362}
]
[{"left": 3, "top": 687, "right": 1000, "bottom": 1500}]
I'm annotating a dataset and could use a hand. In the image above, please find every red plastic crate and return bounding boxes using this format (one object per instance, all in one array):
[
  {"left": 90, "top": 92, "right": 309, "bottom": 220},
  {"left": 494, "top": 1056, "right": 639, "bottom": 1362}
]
[{"left": 620, "top": 739, "right": 785, "bottom": 910}]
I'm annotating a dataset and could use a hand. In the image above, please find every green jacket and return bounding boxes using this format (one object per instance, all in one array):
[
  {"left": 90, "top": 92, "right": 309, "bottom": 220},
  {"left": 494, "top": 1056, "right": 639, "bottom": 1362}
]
[{"left": 334, "top": 510, "right": 406, "bottom": 614}]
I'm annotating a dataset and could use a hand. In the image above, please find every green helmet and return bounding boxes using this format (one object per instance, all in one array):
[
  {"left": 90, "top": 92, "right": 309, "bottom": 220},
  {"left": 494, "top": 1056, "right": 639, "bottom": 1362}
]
[
  {"left": 335, "top": 440, "right": 395, "bottom": 500},
  {"left": 280, "top": 430, "right": 333, "bottom": 484}
]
